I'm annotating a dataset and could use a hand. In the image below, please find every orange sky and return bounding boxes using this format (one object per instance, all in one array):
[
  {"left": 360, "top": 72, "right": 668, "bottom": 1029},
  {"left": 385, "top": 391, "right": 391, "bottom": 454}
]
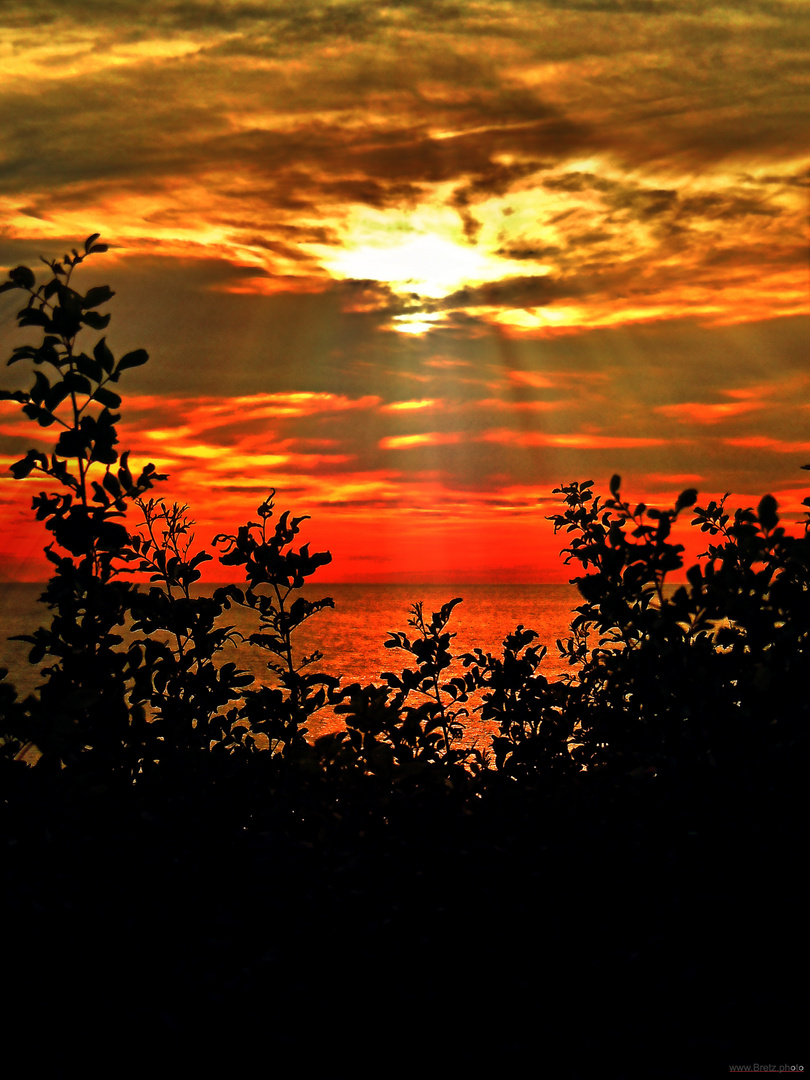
[{"left": 1, "top": 0, "right": 808, "bottom": 582}]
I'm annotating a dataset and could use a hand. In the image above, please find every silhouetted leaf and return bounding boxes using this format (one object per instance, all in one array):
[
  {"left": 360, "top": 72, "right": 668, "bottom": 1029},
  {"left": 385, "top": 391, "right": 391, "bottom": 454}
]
[
  {"left": 93, "top": 337, "right": 115, "bottom": 373},
  {"left": 102, "top": 471, "right": 122, "bottom": 498},
  {"left": 82, "top": 285, "right": 115, "bottom": 310},
  {"left": 64, "top": 371, "right": 92, "bottom": 395},
  {"left": 30, "top": 370, "right": 50, "bottom": 404},
  {"left": 82, "top": 310, "right": 111, "bottom": 330},
  {"left": 758, "top": 494, "right": 778, "bottom": 531},
  {"left": 91, "top": 481, "right": 111, "bottom": 506},
  {"left": 9, "top": 450, "right": 47, "bottom": 478},
  {"left": 9, "top": 265, "right": 35, "bottom": 290},
  {"left": 74, "top": 352, "right": 103, "bottom": 381},
  {"left": 94, "top": 386, "right": 122, "bottom": 409},
  {"left": 44, "top": 381, "right": 71, "bottom": 412},
  {"left": 675, "top": 488, "right": 698, "bottom": 511},
  {"left": 18, "top": 306, "right": 50, "bottom": 329},
  {"left": 116, "top": 349, "right": 149, "bottom": 371},
  {"left": 439, "top": 597, "right": 463, "bottom": 624}
]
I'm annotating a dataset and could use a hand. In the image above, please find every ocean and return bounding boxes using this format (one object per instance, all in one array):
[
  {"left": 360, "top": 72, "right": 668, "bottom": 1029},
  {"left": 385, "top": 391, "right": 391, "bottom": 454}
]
[{"left": 0, "top": 582, "right": 582, "bottom": 745}]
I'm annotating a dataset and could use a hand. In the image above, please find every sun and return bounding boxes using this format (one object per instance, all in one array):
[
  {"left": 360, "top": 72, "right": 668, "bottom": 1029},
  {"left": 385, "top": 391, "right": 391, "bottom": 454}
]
[
  {"left": 327, "top": 232, "right": 497, "bottom": 299},
  {"left": 310, "top": 199, "right": 558, "bottom": 333},
  {"left": 314, "top": 200, "right": 520, "bottom": 302}
]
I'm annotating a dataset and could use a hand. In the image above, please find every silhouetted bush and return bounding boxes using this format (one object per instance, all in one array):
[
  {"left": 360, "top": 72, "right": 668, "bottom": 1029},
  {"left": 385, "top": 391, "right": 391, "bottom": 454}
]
[
  {"left": 546, "top": 475, "right": 810, "bottom": 783},
  {"left": 1, "top": 240, "right": 804, "bottom": 1076}
]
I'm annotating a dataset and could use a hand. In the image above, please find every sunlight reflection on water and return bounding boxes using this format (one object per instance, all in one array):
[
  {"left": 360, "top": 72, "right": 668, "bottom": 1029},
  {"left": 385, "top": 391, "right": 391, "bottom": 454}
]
[{"left": 0, "top": 582, "right": 581, "bottom": 746}]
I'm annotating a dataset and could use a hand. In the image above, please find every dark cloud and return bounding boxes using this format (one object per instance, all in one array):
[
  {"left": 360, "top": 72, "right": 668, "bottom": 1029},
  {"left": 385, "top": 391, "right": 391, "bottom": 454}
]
[
  {"left": 497, "top": 243, "right": 563, "bottom": 260},
  {"left": 701, "top": 242, "right": 807, "bottom": 271},
  {"left": 743, "top": 169, "right": 810, "bottom": 189},
  {"left": 438, "top": 274, "right": 580, "bottom": 310},
  {"left": 676, "top": 193, "right": 782, "bottom": 222},
  {"left": 229, "top": 236, "right": 319, "bottom": 263},
  {"left": 539, "top": 0, "right": 665, "bottom": 10},
  {"left": 542, "top": 170, "right": 785, "bottom": 230},
  {"left": 0, "top": 0, "right": 803, "bottom": 238},
  {"left": 315, "top": 178, "right": 424, "bottom": 209},
  {"left": 0, "top": 80, "right": 227, "bottom": 194}
]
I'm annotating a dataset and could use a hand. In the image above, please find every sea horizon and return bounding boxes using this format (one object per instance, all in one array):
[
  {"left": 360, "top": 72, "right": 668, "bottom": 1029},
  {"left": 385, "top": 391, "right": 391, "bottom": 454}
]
[{"left": 0, "top": 578, "right": 578, "bottom": 586}]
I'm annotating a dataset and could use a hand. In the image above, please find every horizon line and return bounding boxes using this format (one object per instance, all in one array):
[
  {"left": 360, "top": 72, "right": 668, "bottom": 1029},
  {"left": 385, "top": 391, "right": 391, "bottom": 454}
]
[{"left": 0, "top": 578, "right": 579, "bottom": 587}]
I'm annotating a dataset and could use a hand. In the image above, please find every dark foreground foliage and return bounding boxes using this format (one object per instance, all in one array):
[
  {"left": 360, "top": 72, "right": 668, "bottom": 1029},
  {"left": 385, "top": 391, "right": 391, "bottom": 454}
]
[{"left": 1, "top": 244, "right": 806, "bottom": 1078}]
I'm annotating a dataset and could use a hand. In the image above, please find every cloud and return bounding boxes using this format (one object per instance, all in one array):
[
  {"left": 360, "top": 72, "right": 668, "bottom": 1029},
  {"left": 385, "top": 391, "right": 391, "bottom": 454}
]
[
  {"left": 645, "top": 473, "right": 705, "bottom": 486},
  {"left": 654, "top": 401, "right": 765, "bottom": 425},
  {"left": 478, "top": 429, "right": 670, "bottom": 449},
  {"left": 379, "top": 399, "right": 440, "bottom": 412},
  {"left": 476, "top": 397, "right": 561, "bottom": 413},
  {"left": 724, "top": 436, "right": 810, "bottom": 455},
  {"left": 507, "top": 370, "right": 557, "bottom": 389},
  {"left": 1, "top": 0, "right": 805, "bottom": 342},
  {"left": 0, "top": 0, "right": 808, "bottom": 580},
  {"left": 379, "top": 432, "right": 463, "bottom": 450}
]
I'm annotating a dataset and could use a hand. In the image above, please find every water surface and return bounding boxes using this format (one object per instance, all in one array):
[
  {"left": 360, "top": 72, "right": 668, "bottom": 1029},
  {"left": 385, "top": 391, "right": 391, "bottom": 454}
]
[{"left": 0, "top": 582, "right": 582, "bottom": 744}]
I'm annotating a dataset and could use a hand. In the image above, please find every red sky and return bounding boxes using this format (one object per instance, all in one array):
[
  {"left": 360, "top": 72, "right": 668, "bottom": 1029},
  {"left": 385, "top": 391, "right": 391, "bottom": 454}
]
[{"left": 1, "top": 0, "right": 808, "bottom": 582}]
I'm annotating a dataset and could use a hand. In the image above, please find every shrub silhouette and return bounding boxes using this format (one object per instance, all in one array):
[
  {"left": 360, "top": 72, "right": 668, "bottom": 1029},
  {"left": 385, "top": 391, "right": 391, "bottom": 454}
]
[
  {"left": 327, "top": 596, "right": 486, "bottom": 783},
  {"left": 213, "top": 492, "right": 338, "bottom": 755},
  {"left": 0, "top": 239, "right": 166, "bottom": 777},
  {"left": 462, "top": 626, "right": 576, "bottom": 781},
  {"left": 2, "top": 237, "right": 809, "bottom": 796},
  {"left": 125, "top": 497, "right": 254, "bottom": 771},
  {"left": 545, "top": 475, "right": 810, "bottom": 780},
  {"left": 1, "top": 238, "right": 805, "bottom": 1074},
  {"left": 0, "top": 238, "right": 335, "bottom": 781}
]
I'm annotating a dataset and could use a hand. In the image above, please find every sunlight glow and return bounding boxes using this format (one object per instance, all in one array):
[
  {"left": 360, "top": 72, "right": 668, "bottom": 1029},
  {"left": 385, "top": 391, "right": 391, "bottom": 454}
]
[
  {"left": 390, "top": 313, "right": 446, "bottom": 335},
  {"left": 1, "top": 1, "right": 808, "bottom": 585},
  {"left": 491, "top": 307, "right": 583, "bottom": 330},
  {"left": 329, "top": 233, "right": 492, "bottom": 299}
]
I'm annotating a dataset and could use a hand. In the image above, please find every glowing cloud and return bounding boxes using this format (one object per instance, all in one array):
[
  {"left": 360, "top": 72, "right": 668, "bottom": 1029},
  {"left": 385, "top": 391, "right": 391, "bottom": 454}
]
[
  {"left": 0, "top": 1, "right": 808, "bottom": 581},
  {"left": 380, "top": 399, "right": 439, "bottom": 412},
  {"left": 479, "top": 430, "right": 670, "bottom": 450},
  {"left": 380, "top": 433, "right": 463, "bottom": 451},
  {"left": 654, "top": 402, "right": 764, "bottom": 425}
]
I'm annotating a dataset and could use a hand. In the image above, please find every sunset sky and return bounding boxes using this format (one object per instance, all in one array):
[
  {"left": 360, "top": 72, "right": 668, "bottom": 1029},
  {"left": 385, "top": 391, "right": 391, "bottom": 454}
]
[{"left": 0, "top": 0, "right": 808, "bottom": 582}]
